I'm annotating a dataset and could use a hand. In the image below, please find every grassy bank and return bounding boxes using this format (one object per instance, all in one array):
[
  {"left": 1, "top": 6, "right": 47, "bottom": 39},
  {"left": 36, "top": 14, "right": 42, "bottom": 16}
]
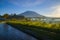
[
  {"left": 6, "top": 20, "right": 60, "bottom": 40},
  {"left": 0, "top": 21, "right": 6, "bottom": 24}
]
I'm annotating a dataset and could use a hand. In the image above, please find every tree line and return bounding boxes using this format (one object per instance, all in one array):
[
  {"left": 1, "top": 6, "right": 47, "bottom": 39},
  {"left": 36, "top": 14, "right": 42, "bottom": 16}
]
[{"left": 0, "top": 13, "right": 25, "bottom": 19}]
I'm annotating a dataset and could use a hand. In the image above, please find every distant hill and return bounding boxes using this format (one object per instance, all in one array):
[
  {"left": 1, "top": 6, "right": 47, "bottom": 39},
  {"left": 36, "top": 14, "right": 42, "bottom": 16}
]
[
  {"left": 19, "top": 11, "right": 45, "bottom": 18},
  {"left": 8, "top": 11, "right": 60, "bottom": 21}
]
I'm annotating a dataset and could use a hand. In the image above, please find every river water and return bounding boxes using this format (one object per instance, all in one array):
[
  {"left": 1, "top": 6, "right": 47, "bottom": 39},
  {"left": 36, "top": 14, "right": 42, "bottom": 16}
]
[{"left": 0, "top": 23, "right": 37, "bottom": 40}]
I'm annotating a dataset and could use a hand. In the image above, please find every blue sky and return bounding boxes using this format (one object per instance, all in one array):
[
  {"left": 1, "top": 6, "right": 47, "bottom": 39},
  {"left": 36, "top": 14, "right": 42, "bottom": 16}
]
[{"left": 0, "top": 0, "right": 60, "bottom": 17}]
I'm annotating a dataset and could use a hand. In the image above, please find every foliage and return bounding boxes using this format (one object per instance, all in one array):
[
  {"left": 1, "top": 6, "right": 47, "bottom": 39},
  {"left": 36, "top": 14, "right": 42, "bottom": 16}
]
[
  {"left": 3, "top": 13, "right": 9, "bottom": 19},
  {"left": 7, "top": 20, "right": 60, "bottom": 40}
]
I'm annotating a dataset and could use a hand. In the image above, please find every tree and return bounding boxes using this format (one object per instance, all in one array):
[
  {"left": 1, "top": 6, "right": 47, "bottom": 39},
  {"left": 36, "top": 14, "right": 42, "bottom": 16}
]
[
  {"left": 0, "top": 15, "right": 2, "bottom": 18},
  {"left": 3, "top": 13, "right": 9, "bottom": 19},
  {"left": 13, "top": 13, "right": 17, "bottom": 16},
  {"left": 19, "top": 15, "right": 25, "bottom": 19}
]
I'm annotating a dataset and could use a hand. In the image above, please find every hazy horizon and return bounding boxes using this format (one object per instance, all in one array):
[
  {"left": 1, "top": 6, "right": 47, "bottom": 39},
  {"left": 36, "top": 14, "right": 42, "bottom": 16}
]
[{"left": 0, "top": 0, "right": 60, "bottom": 17}]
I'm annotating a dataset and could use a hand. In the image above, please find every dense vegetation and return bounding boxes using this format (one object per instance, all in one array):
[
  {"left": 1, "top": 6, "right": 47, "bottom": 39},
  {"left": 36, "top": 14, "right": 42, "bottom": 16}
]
[{"left": 7, "top": 20, "right": 60, "bottom": 40}]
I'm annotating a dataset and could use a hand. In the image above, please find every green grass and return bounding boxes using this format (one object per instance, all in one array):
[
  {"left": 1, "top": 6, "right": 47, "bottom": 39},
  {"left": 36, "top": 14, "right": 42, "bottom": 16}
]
[{"left": 6, "top": 20, "right": 60, "bottom": 40}]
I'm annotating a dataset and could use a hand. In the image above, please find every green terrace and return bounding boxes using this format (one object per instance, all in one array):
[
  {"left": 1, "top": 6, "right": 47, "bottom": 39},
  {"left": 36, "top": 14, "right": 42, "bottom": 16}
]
[{"left": 6, "top": 20, "right": 60, "bottom": 40}]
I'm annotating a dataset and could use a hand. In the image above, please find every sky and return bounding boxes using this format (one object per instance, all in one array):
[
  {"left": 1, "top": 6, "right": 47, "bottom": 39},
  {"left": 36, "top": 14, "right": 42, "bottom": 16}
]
[{"left": 0, "top": 0, "right": 60, "bottom": 17}]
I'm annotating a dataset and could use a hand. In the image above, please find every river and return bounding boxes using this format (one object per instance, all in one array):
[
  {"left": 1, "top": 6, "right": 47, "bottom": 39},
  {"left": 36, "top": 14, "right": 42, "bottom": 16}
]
[{"left": 0, "top": 23, "right": 37, "bottom": 40}]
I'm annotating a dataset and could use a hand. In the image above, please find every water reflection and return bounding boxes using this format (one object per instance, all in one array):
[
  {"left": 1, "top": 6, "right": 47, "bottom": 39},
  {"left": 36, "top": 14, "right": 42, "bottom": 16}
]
[{"left": 0, "top": 23, "right": 37, "bottom": 40}]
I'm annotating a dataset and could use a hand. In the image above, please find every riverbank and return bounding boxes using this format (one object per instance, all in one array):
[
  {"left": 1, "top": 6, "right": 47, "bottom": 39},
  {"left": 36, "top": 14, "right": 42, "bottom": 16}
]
[{"left": 6, "top": 21, "right": 60, "bottom": 40}]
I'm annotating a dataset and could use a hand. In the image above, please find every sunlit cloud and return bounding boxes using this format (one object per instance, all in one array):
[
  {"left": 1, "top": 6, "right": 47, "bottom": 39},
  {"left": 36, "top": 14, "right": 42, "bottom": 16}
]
[
  {"left": 51, "top": 6, "right": 60, "bottom": 17},
  {"left": 44, "top": 5, "right": 60, "bottom": 17}
]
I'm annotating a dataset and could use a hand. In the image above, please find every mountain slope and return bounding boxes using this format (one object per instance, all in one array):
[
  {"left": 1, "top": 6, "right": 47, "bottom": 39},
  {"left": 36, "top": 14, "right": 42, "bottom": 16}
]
[{"left": 19, "top": 11, "right": 44, "bottom": 17}]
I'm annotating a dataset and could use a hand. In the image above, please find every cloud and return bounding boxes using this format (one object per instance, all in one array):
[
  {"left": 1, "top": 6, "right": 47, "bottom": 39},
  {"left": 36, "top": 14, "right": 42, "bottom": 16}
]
[
  {"left": 44, "top": 5, "right": 60, "bottom": 17},
  {"left": 8, "top": 0, "right": 60, "bottom": 17},
  {"left": 51, "top": 6, "right": 60, "bottom": 17},
  {"left": 9, "top": 0, "right": 44, "bottom": 7}
]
